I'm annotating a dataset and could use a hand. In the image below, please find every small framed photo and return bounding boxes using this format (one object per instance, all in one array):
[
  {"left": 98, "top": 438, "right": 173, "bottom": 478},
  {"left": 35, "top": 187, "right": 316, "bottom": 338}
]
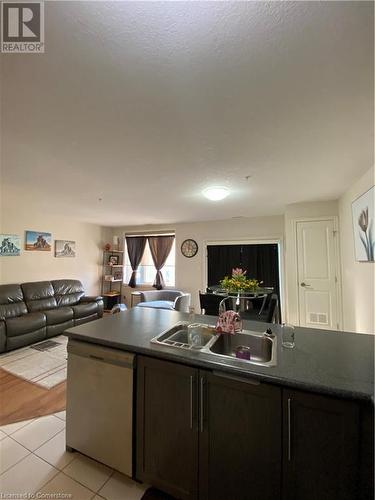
[
  {"left": 55, "top": 240, "right": 76, "bottom": 258},
  {"left": 108, "top": 255, "right": 119, "bottom": 265},
  {"left": 113, "top": 269, "right": 123, "bottom": 281}
]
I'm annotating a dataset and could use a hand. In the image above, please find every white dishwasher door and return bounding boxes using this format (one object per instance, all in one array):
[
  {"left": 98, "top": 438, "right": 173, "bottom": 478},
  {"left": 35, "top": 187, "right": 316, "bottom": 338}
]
[{"left": 66, "top": 339, "right": 134, "bottom": 477}]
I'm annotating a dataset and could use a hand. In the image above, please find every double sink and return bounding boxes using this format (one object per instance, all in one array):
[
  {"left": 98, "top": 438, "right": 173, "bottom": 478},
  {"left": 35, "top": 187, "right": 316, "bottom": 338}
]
[{"left": 151, "top": 322, "right": 276, "bottom": 367}]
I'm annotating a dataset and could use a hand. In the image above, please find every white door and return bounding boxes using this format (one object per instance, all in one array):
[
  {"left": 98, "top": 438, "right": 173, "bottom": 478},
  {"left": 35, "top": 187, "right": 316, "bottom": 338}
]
[{"left": 296, "top": 219, "right": 340, "bottom": 330}]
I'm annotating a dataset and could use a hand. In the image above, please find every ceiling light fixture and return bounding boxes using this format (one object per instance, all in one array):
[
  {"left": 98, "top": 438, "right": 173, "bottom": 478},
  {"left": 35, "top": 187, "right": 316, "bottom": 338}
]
[{"left": 202, "top": 186, "right": 230, "bottom": 201}]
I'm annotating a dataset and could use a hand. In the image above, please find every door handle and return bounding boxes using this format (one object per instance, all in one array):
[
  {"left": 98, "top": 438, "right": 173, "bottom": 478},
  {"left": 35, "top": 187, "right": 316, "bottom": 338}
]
[
  {"left": 200, "top": 376, "right": 205, "bottom": 433},
  {"left": 287, "top": 398, "right": 292, "bottom": 461},
  {"left": 190, "top": 375, "right": 194, "bottom": 430},
  {"left": 300, "top": 282, "right": 311, "bottom": 287}
]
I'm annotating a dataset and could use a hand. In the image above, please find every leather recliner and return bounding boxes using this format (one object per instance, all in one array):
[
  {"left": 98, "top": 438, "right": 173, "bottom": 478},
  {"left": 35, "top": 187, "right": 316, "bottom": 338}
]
[{"left": 0, "top": 279, "right": 103, "bottom": 353}]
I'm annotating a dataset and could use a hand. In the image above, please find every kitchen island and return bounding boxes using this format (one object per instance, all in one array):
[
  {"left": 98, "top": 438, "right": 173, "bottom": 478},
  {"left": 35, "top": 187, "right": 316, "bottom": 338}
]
[{"left": 65, "top": 307, "right": 374, "bottom": 500}]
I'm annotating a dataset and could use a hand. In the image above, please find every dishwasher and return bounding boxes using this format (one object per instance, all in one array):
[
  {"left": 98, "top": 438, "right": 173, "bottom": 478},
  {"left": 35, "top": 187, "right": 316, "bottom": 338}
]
[{"left": 66, "top": 339, "right": 134, "bottom": 477}]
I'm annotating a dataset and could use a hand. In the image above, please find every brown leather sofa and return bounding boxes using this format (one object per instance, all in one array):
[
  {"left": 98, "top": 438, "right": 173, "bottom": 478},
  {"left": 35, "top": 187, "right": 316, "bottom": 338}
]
[{"left": 0, "top": 280, "right": 103, "bottom": 353}]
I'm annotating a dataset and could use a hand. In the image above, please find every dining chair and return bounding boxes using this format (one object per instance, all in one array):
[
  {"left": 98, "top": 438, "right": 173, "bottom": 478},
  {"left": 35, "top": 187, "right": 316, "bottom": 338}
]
[{"left": 199, "top": 292, "right": 223, "bottom": 316}]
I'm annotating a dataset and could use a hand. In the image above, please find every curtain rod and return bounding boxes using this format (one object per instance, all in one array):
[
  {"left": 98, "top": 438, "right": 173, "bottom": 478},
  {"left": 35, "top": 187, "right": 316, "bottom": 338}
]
[{"left": 125, "top": 232, "right": 175, "bottom": 237}]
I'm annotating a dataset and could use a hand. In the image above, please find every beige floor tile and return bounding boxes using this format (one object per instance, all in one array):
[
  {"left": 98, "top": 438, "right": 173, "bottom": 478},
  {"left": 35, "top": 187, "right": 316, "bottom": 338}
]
[
  {"left": 34, "top": 430, "right": 75, "bottom": 470},
  {"left": 0, "top": 436, "right": 30, "bottom": 473},
  {"left": 63, "top": 454, "right": 112, "bottom": 492},
  {"left": 54, "top": 410, "right": 66, "bottom": 421},
  {"left": 0, "top": 417, "right": 34, "bottom": 435},
  {"left": 0, "top": 453, "right": 58, "bottom": 495},
  {"left": 0, "top": 430, "right": 7, "bottom": 440},
  {"left": 38, "top": 471, "right": 95, "bottom": 500},
  {"left": 99, "top": 472, "right": 147, "bottom": 500},
  {"left": 11, "top": 415, "right": 65, "bottom": 451}
]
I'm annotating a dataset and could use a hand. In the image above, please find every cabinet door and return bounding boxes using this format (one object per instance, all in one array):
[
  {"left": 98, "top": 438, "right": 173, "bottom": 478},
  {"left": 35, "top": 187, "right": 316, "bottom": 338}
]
[
  {"left": 199, "top": 371, "right": 282, "bottom": 500},
  {"left": 136, "top": 356, "right": 199, "bottom": 500},
  {"left": 283, "top": 389, "right": 360, "bottom": 500}
]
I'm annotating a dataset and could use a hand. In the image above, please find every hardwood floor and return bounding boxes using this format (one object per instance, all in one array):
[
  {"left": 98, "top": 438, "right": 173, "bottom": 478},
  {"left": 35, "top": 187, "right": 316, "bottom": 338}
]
[{"left": 0, "top": 368, "right": 66, "bottom": 425}]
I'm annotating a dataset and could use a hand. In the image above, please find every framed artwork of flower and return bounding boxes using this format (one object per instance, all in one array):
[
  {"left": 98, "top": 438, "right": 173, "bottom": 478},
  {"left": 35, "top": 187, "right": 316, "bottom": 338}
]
[{"left": 352, "top": 186, "right": 374, "bottom": 262}]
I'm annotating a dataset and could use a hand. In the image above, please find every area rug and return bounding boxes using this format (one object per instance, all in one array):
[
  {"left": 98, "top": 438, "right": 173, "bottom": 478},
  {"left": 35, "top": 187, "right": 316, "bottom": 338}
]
[{"left": 0, "top": 335, "right": 68, "bottom": 389}]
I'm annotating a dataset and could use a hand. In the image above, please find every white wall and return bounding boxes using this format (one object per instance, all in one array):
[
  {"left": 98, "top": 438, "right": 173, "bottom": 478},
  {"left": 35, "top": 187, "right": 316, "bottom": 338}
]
[
  {"left": 339, "top": 166, "right": 375, "bottom": 334},
  {"left": 0, "top": 195, "right": 109, "bottom": 294},
  {"left": 284, "top": 201, "right": 339, "bottom": 326},
  {"left": 109, "top": 216, "right": 285, "bottom": 311}
]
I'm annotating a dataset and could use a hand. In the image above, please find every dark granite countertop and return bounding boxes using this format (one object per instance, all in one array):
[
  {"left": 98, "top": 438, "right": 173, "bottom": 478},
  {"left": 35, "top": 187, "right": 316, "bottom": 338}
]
[{"left": 66, "top": 307, "right": 374, "bottom": 404}]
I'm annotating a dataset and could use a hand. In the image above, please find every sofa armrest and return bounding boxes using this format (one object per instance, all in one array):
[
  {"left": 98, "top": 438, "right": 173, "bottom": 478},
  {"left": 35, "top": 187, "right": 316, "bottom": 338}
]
[
  {"left": 0, "top": 320, "right": 6, "bottom": 353},
  {"left": 79, "top": 295, "right": 103, "bottom": 303},
  {"left": 174, "top": 294, "right": 191, "bottom": 313}
]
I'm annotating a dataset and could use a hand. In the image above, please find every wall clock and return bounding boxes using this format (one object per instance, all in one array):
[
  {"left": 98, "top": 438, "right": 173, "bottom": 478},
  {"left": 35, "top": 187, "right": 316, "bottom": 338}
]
[{"left": 181, "top": 239, "right": 198, "bottom": 258}]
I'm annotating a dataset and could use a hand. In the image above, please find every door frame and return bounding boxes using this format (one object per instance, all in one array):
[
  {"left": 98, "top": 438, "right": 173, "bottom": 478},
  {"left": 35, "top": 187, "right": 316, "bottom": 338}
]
[
  {"left": 202, "top": 237, "right": 285, "bottom": 322},
  {"left": 292, "top": 216, "right": 343, "bottom": 330}
]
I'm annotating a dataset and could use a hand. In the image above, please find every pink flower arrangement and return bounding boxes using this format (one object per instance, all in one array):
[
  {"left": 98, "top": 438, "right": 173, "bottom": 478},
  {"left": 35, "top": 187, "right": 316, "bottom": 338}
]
[{"left": 220, "top": 268, "right": 261, "bottom": 292}]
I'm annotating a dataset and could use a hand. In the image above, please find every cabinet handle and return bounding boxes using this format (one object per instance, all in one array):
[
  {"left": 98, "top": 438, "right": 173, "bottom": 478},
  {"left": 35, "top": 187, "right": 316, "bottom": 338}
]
[
  {"left": 200, "top": 376, "right": 205, "bottom": 433},
  {"left": 190, "top": 375, "right": 194, "bottom": 430},
  {"left": 287, "top": 397, "right": 292, "bottom": 461}
]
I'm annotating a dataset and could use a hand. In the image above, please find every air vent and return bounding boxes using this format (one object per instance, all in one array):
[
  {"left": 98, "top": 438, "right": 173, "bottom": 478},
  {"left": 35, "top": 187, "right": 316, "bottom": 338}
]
[
  {"left": 309, "top": 312, "right": 328, "bottom": 325},
  {"left": 31, "top": 340, "right": 62, "bottom": 351}
]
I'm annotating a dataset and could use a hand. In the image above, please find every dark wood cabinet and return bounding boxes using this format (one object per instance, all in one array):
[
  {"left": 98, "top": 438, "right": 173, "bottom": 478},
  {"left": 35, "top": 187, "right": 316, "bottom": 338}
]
[
  {"left": 136, "top": 356, "right": 199, "bottom": 500},
  {"left": 199, "top": 371, "right": 282, "bottom": 500},
  {"left": 282, "top": 389, "right": 361, "bottom": 500},
  {"left": 137, "top": 356, "right": 282, "bottom": 500},
  {"left": 136, "top": 355, "right": 372, "bottom": 500}
]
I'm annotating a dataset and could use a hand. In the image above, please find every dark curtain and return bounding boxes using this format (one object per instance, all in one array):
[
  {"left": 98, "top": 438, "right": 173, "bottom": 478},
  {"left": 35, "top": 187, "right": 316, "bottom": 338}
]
[
  {"left": 207, "top": 243, "right": 280, "bottom": 299},
  {"left": 126, "top": 236, "right": 147, "bottom": 288},
  {"left": 148, "top": 236, "right": 175, "bottom": 290},
  {"left": 241, "top": 244, "right": 280, "bottom": 299},
  {"left": 207, "top": 245, "right": 241, "bottom": 285}
]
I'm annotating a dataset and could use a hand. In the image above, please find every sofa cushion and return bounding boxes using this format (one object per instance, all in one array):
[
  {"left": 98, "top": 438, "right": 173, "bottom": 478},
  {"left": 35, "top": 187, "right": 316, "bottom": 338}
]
[
  {"left": 22, "top": 281, "right": 57, "bottom": 312},
  {"left": 47, "top": 320, "right": 74, "bottom": 337},
  {"left": 136, "top": 300, "right": 175, "bottom": 310},
  {"left": 72, "top": 302, "right": 98, "bottom": 319},
  {"left": 44, "top": 307, "right": 73, "bottom": 325},
  {"left": 6, "top": 312, "right": 46, "bottom": 337},
  {"left": 140, "top": 290, "right": 183, "bottom": 302},
  {"left": 6, "top": 328, "right": 46, "bottom": 351},
  {"left": 0, "top": 284, "right": 28, "bottom": 319},
  {"left": 74, "top": 314, "right": 99, "bottom": 326},
  {"left": 52, "top": 280, "right": 85, "bottom": 306}
]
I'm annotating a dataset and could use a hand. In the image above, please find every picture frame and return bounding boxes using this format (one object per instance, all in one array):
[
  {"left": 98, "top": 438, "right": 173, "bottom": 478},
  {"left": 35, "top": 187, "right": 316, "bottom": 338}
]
[
  {"left": 55, "top": 240, "right": 76, "bottom": 258},
  {"left": 113, "top": 269, "right": 123, "bottom": 281},
  {"left": 352, "top": 185, "right": 375, "bottom": 262},
  {"left": 25, "top": 231, "right": 52, "bottom": 251},
  {"left": 0, "top": 234, "right": 21, "bottom": 256},
  {"left": 108, "top": 255, "right": 119, "bottom": 265}
]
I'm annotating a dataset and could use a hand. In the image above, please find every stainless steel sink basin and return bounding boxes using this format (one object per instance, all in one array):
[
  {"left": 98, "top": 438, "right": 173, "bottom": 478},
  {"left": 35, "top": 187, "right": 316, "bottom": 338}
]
[
  {"left": 151, "top": 322, "right": 277, "bottom": 367},
  {"left": 151, "top": 322, "right": 216, "bottom": 350},
  {"left": 208, "top": 331, "right": 274, "bottom": 365}
]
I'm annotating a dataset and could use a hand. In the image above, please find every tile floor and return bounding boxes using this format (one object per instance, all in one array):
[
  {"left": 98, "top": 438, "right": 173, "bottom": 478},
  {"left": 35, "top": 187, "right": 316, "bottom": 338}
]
[{"left": 0, "top": 412, "right": 148, "bottom": 499}]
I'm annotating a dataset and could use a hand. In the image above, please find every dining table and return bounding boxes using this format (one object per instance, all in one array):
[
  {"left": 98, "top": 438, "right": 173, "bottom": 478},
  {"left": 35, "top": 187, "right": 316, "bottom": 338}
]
[{"left": 209, "top": 286, "right": 274, "bottom": 316}]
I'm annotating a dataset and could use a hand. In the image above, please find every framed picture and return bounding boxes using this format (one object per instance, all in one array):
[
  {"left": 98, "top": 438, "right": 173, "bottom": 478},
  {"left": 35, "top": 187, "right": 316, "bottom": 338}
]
[
  {"left": 25, "top": 231, "right": 52, "bottom": 251},
  {"left": 352, "top": 185, "right": 375, "bottom": 262},
  {"left": 0, "top": 234, "right": 21, "bottom": 256},
  {"left": 108, "top": 255, "right": 119, "bottom": 265},
  {"left": 113, "top": 269, "right": 123, "bottom": 281},
  {"left": 55, "top": 240, "right": 76, "bottom": 258}
]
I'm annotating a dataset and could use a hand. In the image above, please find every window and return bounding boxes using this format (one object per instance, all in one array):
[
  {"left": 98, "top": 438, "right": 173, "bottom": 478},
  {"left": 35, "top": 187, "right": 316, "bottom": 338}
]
[{"left": 124, "top": 237, "right": 176, "bottom": 286}]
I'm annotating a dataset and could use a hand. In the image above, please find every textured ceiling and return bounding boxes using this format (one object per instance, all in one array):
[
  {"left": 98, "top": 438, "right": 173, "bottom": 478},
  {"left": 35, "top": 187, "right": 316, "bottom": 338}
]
[{"left": 1, "top": 1, "right": 373, "bottom": 226}]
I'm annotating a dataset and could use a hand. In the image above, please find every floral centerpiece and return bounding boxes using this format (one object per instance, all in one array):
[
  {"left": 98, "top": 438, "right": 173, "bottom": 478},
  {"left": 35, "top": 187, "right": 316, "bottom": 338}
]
[{"left": 219, "top": 268, "right": 261, "bottom": 293}]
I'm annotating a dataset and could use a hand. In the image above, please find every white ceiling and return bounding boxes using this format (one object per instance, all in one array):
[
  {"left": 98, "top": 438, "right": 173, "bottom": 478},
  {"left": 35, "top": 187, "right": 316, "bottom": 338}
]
[{"left": 1, "top": 1, "right": 373, "bottom": 226}]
